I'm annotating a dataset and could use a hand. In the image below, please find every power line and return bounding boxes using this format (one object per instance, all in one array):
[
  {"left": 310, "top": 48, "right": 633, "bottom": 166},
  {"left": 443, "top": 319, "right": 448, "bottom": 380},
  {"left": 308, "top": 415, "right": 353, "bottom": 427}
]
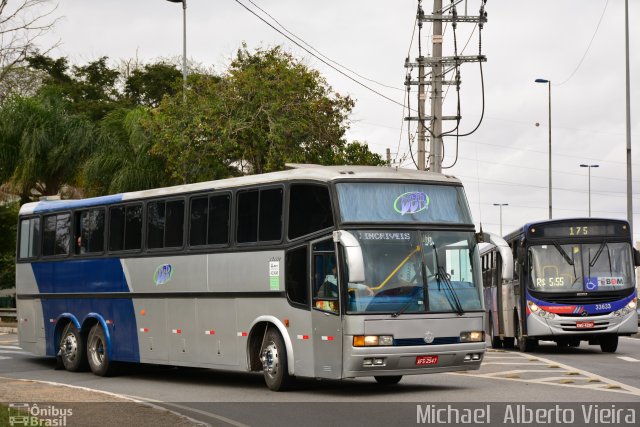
[
  {"left": 556, "top": 0, "right": 609, "bottom": 86},
  {"left": 232, "top": 0, "right": 406, "bottom": 108},
  {"left": 244, "top": 0, "right": 404, "bottom": 92}
]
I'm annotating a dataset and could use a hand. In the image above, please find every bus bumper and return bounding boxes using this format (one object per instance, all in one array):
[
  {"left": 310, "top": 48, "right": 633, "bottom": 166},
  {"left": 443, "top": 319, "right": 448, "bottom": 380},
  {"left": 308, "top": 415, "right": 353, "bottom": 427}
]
[
  {"left": 342, "top": 342, "right": 485, "bottom": 378},
  {"left": 527, "top": 311, "right": 638, "bottom": 337}
]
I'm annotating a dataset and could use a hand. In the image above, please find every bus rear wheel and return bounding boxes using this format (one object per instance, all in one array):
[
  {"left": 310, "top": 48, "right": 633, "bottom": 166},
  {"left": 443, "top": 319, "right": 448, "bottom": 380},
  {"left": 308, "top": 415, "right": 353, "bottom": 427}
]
[
  {"left": 374, "top": 375, "right": 402, "bottom": 385},
  {"left": 515, "top": 316, "right": 536, "bottom": 353},
  {"left": 260, "top": 327, "right": 293, "bottom": 391},
  {"left": 58, "top": 323, "right": 88, "bottom": 372},
  {"left": 87, "top": 324, "right": 116, "bottom": 376},
  {"left": 599, "top": 335, "right": 618, "bottom": 353}
]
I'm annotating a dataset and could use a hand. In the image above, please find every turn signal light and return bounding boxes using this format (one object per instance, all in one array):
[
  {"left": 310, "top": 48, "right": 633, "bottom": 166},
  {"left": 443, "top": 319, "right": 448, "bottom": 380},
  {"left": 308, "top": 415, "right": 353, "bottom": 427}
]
[{"left": 353, "top": 335, "right": 394, "bottom": 347}]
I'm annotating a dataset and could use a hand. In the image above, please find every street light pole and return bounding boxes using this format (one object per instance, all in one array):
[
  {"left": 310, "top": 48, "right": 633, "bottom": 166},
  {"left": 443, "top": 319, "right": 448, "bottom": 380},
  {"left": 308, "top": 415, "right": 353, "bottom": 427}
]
[
  {"left": 535, "top": 78, "right": 552, "bottom": 219},
  {"left": 166, "top": 0, "right": 187, "bottom": 96},
  {"left": 580, "top": 164, "right": 599, "bottom": 217},
  {"left": 493, "top": 203, "right": 508, "bottom": 236}
]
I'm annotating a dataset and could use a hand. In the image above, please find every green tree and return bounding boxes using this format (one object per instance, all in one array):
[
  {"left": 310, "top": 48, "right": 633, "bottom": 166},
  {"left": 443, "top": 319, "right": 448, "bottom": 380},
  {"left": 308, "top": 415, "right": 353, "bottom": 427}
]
[
  {"left": 338, "top": 141, "right": 386, "bottom": 166},
  {"left": 125, "top": 62, "right": 182, "bottom": 108},
  {"left": 0, "top": 201, "right": 18, "bottom": 290},
  {"left": 83, "top": 107, "right": 170, "bottom": 196},
  {"left": 148, "top": 45, "right": 382, "bottom": 182},
  {"left": 0, "top": 95, "right": 94, "bottom": 202}
]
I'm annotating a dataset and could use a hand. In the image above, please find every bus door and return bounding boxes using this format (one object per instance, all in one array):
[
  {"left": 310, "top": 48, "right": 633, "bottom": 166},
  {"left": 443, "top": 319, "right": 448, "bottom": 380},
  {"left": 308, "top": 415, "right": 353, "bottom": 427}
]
[
  {"left": 310, "top": 238, "right": 343, "bottom": 379},
  {"left": 495, "top": 254, "right": 504, "bottom": 336}
]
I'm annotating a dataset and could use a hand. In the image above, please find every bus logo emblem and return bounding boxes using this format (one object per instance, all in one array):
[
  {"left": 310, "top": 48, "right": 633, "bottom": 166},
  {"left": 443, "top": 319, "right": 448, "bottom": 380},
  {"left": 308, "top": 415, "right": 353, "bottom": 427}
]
[
  {"left": 423, "top": 331, "right": 435, "bottom": 344},
  {"left": 154, "top": 264, "right": 173, "bottom": 286},
  {"left": 394, "top": 192, "right": 429, "bottom": 215}
]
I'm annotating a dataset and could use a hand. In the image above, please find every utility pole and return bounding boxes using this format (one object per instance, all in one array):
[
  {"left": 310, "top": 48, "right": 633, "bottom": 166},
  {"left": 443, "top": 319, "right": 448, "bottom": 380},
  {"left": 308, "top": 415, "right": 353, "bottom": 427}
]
[
  {"left": 429, "top": 0, "right": 443, "bottom": 173},
  {"left": 404, "top": 0, "right": 487, "bottom": 172},
  {"left": 624, "top": 0, "right": 633, "bottom": 234}
]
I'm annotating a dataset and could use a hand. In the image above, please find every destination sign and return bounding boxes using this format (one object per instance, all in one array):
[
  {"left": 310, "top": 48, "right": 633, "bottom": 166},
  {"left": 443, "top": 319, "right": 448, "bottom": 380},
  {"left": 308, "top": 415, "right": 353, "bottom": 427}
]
[{"left": 528, "top": 222, "right": 628, "bottom": 239}]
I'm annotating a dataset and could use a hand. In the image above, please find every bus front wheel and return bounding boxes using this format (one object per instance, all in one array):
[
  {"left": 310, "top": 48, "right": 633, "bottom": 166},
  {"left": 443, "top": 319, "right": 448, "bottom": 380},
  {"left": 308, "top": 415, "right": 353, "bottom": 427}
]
[
  {"left": 599, "top": 335, "right": 618, "bottom": 353},
  {"left": 87, "top": 324, "right": 117, "bottom": 376},
  {"left": 260, "top": 327, "right": 294, "bottom": 391},
  {"left": 58, "top": 323, "right": 88, "bottom": 372}
]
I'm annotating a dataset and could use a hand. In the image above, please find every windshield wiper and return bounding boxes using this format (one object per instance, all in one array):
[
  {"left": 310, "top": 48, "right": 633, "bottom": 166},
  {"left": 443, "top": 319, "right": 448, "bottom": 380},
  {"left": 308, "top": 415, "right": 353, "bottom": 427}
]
[
  {"left": 438, "top": 266, "right": 465, "bottom": 315},
  {"left": 552, "top": 241, "right": 574, "bottom": 266},
  {"left": 391, "top": 287, "right": 421, "bottom": 318}
]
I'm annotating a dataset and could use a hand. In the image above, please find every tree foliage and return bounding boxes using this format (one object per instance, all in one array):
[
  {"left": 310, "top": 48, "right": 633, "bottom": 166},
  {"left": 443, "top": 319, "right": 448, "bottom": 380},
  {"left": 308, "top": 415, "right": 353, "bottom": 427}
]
[
  {"left": 0, "top": 95, "right": 94, "bottom": 202},
  {"left": 0, "top": 201, "right": 18, "bottom": 290}
]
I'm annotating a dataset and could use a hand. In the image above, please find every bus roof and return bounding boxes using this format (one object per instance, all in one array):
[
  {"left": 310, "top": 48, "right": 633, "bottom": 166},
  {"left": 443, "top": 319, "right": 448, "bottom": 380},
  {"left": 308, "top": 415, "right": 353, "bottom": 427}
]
[{"left": 20, "top": 164, "right": 462, "bottom": 215}]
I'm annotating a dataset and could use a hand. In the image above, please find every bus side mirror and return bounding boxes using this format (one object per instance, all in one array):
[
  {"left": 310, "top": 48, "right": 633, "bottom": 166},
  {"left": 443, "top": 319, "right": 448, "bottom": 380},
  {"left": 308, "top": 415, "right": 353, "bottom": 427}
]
[
  {"left": 480, "top": 232, "right": 514, "bottom": 281},
  {"left": 333, "top": 230, "right": 365, "bottom": 283},
  {"left": 634, "top": 248, "right": 640, "bottom": 267}
]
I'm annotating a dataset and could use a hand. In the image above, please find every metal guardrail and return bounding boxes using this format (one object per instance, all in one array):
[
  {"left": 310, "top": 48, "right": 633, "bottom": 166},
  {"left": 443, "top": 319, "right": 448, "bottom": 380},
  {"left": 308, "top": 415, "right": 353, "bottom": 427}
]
[{"left": 0, "top": 308, "right": 17, "bottom": 319}]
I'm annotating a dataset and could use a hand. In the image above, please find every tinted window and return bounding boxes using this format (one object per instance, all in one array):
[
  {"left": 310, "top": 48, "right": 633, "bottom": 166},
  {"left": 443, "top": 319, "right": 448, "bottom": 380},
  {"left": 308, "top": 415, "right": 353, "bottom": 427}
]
[
  {"left": 109, "top": 205, "right": 142, "bottom": 251},
  {"left": 108, "top": 206, "right": 125, "bottom": 251},
  {"left": 19, "top": 218, "right": 40, "bottom": 259},
  {"left": 259, "top": 188, "right": 283, "bottom": 241},
  {"left": 190, "top": 196, "right": 208, "bottom": 246},
  {"left": 285, "top": 246, "right": 308, "bottom": 307},
  {"left": 42, "top": 213, "right": 70, "bottom": 256},
  {"left": 75, "top": 209, "right": 105, "bottom": 254},
  {"left": 124, "top": 205, "right": 142, "bottom": 250},
  {"left": 209, "top": 194, "right": 230, "bottom": 245},
  {"left": 288, "top": 185, "right": 333, "bottom": 239},
  {"left": 237, "top": 190, "right": 259, "bottom": 243},
  {"left": 147, "top": 201, "right": 165, "bottom": 249},
  {"left": 165, "top": 200, "right": 185, "bottom": 247}
]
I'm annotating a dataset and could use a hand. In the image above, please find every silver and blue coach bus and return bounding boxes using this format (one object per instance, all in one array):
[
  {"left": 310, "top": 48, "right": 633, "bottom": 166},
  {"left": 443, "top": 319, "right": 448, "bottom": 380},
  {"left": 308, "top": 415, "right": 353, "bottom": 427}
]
[
  {"left": 17, "top": 165, "right": 511, "bottom": 390},
  {"left": 481, "top": 218, "right": 639, "bottom": 353}
]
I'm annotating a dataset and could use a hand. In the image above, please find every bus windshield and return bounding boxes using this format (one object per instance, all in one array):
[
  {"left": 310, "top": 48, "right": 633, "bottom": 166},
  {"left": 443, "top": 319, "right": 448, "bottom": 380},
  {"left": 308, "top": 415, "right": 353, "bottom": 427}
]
[
  {"left": 344, "top": 230, "right": 482, "bottom": 314},
  {"left": 528, "top": 242, "right": 635, "bottom": 293}
]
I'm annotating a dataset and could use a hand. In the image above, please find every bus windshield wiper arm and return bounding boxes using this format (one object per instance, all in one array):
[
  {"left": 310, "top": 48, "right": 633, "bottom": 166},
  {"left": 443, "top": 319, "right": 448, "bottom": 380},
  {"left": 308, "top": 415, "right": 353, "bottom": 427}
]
[
  {"left": 589, "top": 240, "right": 607, "bottom": 268},
  {"left": 438, "top": 266, "right": 465, "bottom": 316},
  {"left": 552, "top": 241, "right": 574, "bottom": 266}
]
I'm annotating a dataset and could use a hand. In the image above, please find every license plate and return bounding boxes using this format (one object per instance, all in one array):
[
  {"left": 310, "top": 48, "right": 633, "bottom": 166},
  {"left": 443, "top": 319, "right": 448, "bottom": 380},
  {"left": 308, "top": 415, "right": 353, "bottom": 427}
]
[
  {"left": 416, "top": 355, "right": 439, "bottom": 365},
  {"left": 576, "top": 321, "right": 595, "bottom": 329}
]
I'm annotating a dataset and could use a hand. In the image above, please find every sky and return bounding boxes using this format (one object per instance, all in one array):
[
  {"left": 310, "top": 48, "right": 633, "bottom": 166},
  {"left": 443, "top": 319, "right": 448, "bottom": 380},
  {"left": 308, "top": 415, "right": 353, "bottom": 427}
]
[{"left": 27, "top": 0, "right": 640, "bottom": 240}]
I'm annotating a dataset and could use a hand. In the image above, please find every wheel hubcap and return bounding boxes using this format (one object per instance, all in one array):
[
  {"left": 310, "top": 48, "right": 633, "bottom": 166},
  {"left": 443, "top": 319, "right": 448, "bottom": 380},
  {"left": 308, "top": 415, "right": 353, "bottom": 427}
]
[
  {"left": 61, "top": 333, "right": 78, "bottom": 363},
  {"left": 260, "top": 342, "right": 279, "bottom": 377},
  {"left": 89, "top": 334, "right": 105, "bottom": 367}
]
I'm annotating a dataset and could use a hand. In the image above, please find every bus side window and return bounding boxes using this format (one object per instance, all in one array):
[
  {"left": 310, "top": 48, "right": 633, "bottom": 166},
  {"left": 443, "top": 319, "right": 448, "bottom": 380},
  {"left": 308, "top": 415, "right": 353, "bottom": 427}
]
[
  {"left": 288, "top": 184, "right": 333, "bottom": 240},
  {"left": 74, "top": 209, "right": 105, "bottom": 255},
  {"left": 237, "top": 188, "right": 283, "bottom": 244},
  {"left": 285, "top": 246, "right": 308, "bottom": 308},
  {"left": 42, "top": 213, "right": 70, "bottom": 256},
  {"left": 109, "top": 204, "right": 142, "bottom": 252},
  {"left": 19, "top": 217, "right": 40, "bottom": 259},
  {"left": 511, "top": 243, "right": 520, "bottom": 281}
]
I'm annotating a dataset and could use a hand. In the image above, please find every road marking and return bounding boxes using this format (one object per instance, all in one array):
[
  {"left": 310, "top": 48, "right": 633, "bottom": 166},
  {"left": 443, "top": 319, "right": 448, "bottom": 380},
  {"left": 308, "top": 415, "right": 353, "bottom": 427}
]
[
  {"left": 0, "top": 345, "right": 22, "bottom": 350},
  {"left": 449, "top": 350, "right": 640, "bottom": 396},
  {"left": 0, "top": 350, "right": 27, "bottom": 355},
  {"left": 617, "top": 356, "right": 640, "bottom": 362},
  {"left": 0, "top": 356, "right": 11, "bottom": 360}
]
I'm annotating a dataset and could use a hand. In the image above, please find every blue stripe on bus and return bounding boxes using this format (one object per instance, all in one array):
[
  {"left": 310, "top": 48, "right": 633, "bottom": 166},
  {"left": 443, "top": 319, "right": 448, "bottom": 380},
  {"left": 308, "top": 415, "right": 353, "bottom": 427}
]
[
  {"left": 394, "top": 337, "right": 460, "bottom": 346},
  {"left": 33, "top": 194, "right": 124, "bottom": 214},
  {"left": 32, "top": 258, "right": 130, "bottom": 294},
  {"left": 32, "top": 259, "right": 140, "bottom": 362}
]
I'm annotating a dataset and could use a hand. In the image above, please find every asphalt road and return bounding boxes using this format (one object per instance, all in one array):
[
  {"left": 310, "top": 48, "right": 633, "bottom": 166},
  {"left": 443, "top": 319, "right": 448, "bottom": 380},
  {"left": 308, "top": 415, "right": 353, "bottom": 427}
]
[{"left": 1, "top": 333, "right": 639, "bottom": 426}]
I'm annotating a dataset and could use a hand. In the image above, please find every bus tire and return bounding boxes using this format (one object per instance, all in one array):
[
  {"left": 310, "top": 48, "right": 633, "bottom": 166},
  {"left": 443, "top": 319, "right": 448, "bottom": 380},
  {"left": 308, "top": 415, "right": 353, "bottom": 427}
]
[
  {"left": 489, "top": 315, "right": 502, "bottom": 349},
  {"left": 87, "top": 324, "right": 117, "bottom": 376},
  {"left": 374, "top": 375, "right": 402, "bottom": 385},
  {"left": 599, "top": 335, "right": 618, "bottom": 353},
  {"left": 59, "top": 323, "right": 88, "bottom": 372},
  {"left": 260, "top": 327, "right": 293, "bottom": 391},
  {"left": 515, "top": 315, "right": 536, "bottom": 353}
]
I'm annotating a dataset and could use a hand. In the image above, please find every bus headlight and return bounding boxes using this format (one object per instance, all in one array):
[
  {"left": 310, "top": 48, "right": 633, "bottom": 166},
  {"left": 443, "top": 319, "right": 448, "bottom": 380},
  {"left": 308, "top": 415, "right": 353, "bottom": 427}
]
[
  {"left": 460, "top": 331, "right": 484, "bottom": 342},
  {"left": 353, "top": 335, "right": 394, "bottom": 347},
  {"left": 528, "top": 300, "right": 555, "bottom": 319},
  {"left": 613, "top": 298, "right": 637, "bottom": 317}
]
